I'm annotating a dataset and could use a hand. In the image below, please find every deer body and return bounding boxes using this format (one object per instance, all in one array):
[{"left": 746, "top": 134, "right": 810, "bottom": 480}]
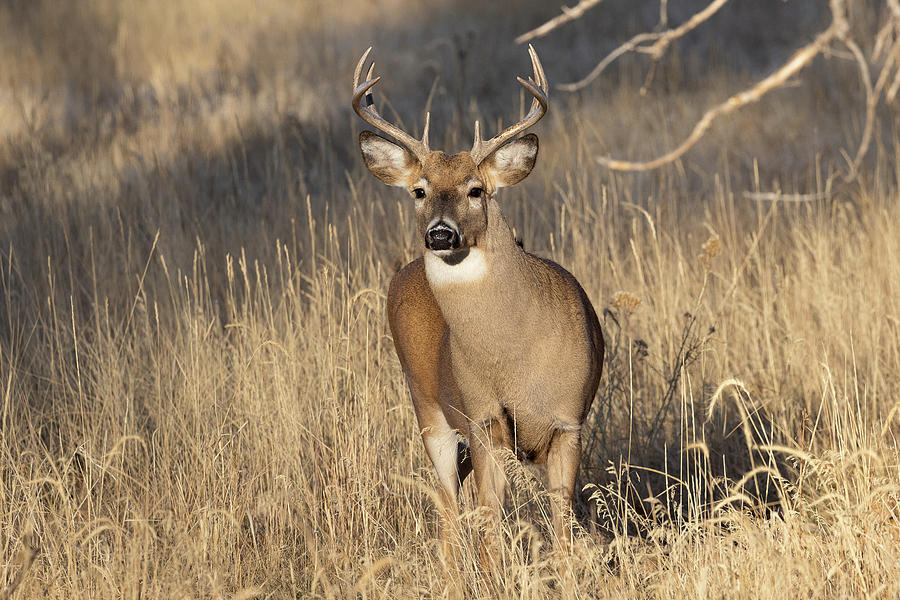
[{"left": 354, "top": 47, "right": 603, "bottom": 548}]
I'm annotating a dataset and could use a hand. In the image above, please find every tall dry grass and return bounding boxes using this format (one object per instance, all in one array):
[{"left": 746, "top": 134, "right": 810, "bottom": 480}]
[{"left": 1, "top": 0, "right": 899, "bottom": 597}]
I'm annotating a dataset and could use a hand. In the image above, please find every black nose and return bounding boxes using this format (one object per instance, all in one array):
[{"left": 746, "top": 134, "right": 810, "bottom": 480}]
[{"left": 425, "top": 222, "right": 461, "bottom": 251}]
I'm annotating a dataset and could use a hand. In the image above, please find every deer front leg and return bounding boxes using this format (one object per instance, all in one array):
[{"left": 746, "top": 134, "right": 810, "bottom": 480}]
[
  {"left": 421, "top": 414, "right": 472, "bottom": 571},
  {"left": 547, "top": 424, "right": 582, "bottom": 551},
  {"left": 422, "top": 421, "right": 471, "bottom": 507},
  {"left": 468, "top": 416, "right": 512, "bottom": 572}
]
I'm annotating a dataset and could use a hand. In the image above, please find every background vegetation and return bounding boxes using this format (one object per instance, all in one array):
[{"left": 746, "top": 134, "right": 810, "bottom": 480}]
[{"left": 1, "top": 0, "right": 898, "bottom": 597}]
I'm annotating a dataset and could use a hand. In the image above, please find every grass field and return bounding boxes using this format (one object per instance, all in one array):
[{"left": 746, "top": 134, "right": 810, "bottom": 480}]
[{"left": 1, "top": 0, "right": 899, "bottom": 597}]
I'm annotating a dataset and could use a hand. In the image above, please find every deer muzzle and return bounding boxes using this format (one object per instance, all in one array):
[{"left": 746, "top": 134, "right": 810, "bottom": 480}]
[{"left": 425, "top": 222, "right": 461, "bottom": 251}]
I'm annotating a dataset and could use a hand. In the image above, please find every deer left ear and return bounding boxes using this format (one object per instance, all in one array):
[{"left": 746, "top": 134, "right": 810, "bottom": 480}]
[{"left": 480, "top": 133, "right": 538, "bottom": 189}]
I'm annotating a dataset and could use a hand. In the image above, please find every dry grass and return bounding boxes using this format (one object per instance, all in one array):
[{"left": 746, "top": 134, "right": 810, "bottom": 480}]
[{"left": 1, "top": 0, "right": 899, "bottom": 598}]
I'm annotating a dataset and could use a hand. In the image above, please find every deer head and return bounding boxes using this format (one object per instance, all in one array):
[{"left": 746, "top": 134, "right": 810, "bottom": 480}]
[{"left": 353, "top": 46, "right": 548, "bottom": 261}]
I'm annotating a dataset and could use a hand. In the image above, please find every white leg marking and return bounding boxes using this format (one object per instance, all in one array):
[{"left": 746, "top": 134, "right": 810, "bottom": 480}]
[
  {"left": 423, "top": 417, "right": 461, "bottom": 502},
  {"left": 425, "top": 248, "right": 487, "bottom": 287}
]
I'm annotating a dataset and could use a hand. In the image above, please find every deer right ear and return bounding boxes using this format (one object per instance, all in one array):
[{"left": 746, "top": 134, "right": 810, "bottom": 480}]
[{"left": 359, "top": 131, "right": 418, "bottom": 187}]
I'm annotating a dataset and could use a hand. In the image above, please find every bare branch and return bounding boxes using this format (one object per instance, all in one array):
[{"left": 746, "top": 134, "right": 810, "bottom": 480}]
[
  {"left": 845, "top": 32, "right": 900, "bottom": 181},
  {"left": 515, "top": 0, "right": 606, "bottom": 45},
  {"left": 642, "top": 0, "right": 730, "bottom": 60},
  {"left": 888, "top": 54, "right": 900, "bottom": 102},
  {"left": 534, "top": 0, "right": 895, "bottom": 179},
  {"left": 881, "top": 1, "right": 900, "bottom": 101},
  {"left": 842, "top": 38, "right": 875, "bottom": 182},
  {"left": 557, "top": 32, "right": 660, "bottom": 93},
  {"left": 597, "top": 26, "right": 840, "bottom": 171},
  {"left": 558, "top": 0, "right": 731, "bottom": 92},
  {"left": 889, "top": 0, "right": 900, "bottom": 19},
  {"left": 596, "top": 0, "right": 851, "bottom": 171}
]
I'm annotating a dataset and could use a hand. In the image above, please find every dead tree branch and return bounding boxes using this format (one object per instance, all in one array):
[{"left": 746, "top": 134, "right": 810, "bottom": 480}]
[
  {"left": 553, "top": 0, "right": 731, "bottom": 92},
  {"left": 524, "top": 0, "right": 898, "bottom": 180},
  {"left": 592, "top": 0, "right": 900, "bottom": 177},
  {"left": 596, "top": 11, "right": 845, "bottom": 171},
  {"left": 515, "top": 0, "right": 607, "bottom": 45},
  {"left": 642, "top": 0, "right": 730, "bottom": 60}
]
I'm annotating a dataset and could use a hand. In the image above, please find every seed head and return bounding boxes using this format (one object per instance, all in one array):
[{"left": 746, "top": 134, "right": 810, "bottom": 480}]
[
  {"left": 611, "top": 291, "right": 642, "bottom": 318},
  {"left": 701, "top": 235, "right": 721, "bottom": 270}
]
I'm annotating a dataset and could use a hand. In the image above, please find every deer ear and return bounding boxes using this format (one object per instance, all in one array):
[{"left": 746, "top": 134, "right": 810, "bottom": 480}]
[
  {"left": 481, "top": 133, "right": 538, "bottom": 189},
  {"left": 359, "top": 131, "right": 418, "bottom": 187}
]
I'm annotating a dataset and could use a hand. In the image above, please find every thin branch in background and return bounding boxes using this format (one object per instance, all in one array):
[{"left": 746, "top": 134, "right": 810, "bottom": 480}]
[
  {"left": 595, "top": 0, "right": 855, "bottom": 172},
  {"left": 890, "top": 0, "right": 900, "bottom": 19},
  {"left": 640, "top": 0, "right": 730, "bottom": 94},
  {"left": 877, "top": 0, "right": 900, "bottom": 101},
  {"left": 514, "top": 0, "right": 606, "bottom": 45},
  {"left": 558, "top": 32, "right": 660, "bottom": 93},
  {"left": 842, "top": 38, "right": 876, "bottom": 183},
  {"left": 888, "top": 52, "right": 900, "bottom": 102},
  {"left": 641, "top": 0, "right": 730, "bottom": 60},
  {"left": 554, "top": 0, "right": 732, "bottom": 92},
  {"left": 525, "top": 0, "right": 899, "bottom": 183},
  {"left": 596, "top": 27, "right": 842, "bottom": 171}
]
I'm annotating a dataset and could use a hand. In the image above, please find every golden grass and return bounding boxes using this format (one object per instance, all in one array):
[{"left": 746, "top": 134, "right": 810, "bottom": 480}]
[{"left": 1, "top": 0, "right": 899, "bottom": 597}]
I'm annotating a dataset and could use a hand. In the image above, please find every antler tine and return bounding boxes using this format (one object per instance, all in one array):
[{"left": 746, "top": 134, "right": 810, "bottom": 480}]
[
  {"left": 529, "top": 44, "right": 548, "bottom": 92},
  {"left": 351, "top": 48, "right": 431, "bottom": 162},
  {"left": 353, "top": 47, "right": 372, "bottom": 90},
  {"left": 470, "top": 46, "right": 549, "bottom": 165}
]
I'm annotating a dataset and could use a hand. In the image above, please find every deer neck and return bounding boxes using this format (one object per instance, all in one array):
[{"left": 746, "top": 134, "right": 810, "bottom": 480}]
[{"left": 424, "top": 198, "right": 536, "bottom": 350}]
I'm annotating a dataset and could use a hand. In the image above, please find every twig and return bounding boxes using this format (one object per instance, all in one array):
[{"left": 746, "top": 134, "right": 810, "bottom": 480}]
[
  {"left": 841, "top": 38, "right": 875, "bottom": 182},
  {"left": 557, "top": 0, "right": 731, "bottom": 92},
  {"left": 558, "top": 32, "right": 660, "bottom": 93},
  {"left": 642, "top": 0, "right": 731, "bottom": 60},
  {"left": 515, "top": 0, "right": 606, "bottom": 45},
  {"left": 596, "top": 0, "right": 850, "bottom": 171}
]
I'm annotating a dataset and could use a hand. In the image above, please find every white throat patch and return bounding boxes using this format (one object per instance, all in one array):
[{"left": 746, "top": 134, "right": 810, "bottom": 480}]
[{"left": 425, "top": 248, "right": 488, "bottom": 287}]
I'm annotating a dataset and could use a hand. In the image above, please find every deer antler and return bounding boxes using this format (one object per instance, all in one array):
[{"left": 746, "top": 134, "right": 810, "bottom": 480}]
[
  {"left": 352, "top": 47, "right": 431, "bottom": 163},
  {"left": 469, "top": 45, "right": 549, "bottom": 165}
]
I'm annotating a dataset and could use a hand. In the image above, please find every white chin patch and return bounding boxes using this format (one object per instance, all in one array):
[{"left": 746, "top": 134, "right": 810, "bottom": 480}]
[{"left": 425, "top": 248, "right": 487, "bottom": 287}]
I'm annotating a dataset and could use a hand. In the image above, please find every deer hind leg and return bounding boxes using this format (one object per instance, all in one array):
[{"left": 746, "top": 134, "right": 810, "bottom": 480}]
[
  {"left": 546, "top": 423, "right": 582, "bottom": 552},
  {"left": 468, "top": 416, "right": 512, "bottom": 572}
]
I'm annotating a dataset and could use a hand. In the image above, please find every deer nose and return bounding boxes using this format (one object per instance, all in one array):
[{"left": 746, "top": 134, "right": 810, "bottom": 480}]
[{"left": 425, "top": 222, "right": 460, "bottom": 251}]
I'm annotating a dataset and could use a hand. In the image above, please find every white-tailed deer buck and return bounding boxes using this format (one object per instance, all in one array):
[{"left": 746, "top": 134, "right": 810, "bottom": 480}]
[{"left": 353, "top": 46, "right": 604, "bottom": 551}]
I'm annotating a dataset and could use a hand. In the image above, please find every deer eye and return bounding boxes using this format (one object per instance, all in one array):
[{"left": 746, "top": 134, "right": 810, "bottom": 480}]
[
  {"left": 413, "top": 188, "right": 426, "bottom": 199},
  {"left": 468, "top": 187, "right": 484, "bottom": 198}
]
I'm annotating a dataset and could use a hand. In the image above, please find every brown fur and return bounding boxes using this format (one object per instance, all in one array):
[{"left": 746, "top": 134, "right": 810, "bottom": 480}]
[{"left": 363, "top": 129, "right": 604, "bottom": 549}]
